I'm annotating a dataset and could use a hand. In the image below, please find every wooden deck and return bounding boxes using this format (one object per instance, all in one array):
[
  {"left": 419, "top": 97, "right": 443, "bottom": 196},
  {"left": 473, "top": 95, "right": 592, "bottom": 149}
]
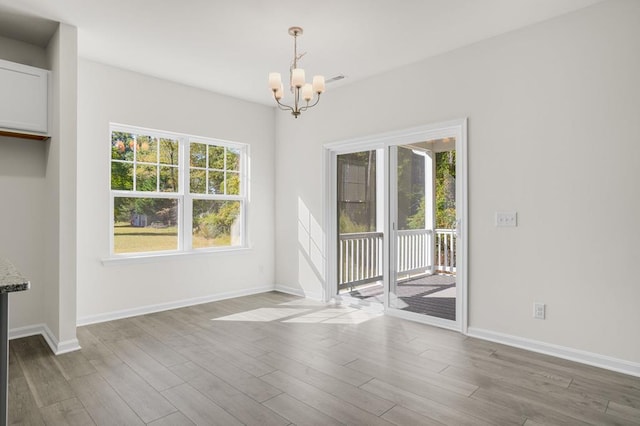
[
  {"left": 8, "top": 291, "right": 640, "bottom": 425},
  {"left": 343, "top": 274, "right": 457, "bottom": 321}
]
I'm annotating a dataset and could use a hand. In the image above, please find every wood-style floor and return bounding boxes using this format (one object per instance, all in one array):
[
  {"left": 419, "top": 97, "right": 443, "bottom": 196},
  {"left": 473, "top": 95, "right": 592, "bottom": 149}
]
[{"left": 9, "top": 291, "right": 640, "bottom": 425}]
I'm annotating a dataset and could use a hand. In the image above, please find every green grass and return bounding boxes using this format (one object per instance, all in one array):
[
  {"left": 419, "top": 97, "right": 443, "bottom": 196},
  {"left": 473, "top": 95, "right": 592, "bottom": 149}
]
[{"left": 114, "top": 223, "right": 232, "bottom": 253}]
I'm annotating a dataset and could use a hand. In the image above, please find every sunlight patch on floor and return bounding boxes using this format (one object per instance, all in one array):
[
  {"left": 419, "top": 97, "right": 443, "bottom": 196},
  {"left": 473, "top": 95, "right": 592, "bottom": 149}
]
[
  {"left": 212, "top": 308, "right": 310, "bottom": 322},
  {"left": 283, "top": 307, "right": 381, "bottom": 324},
  {"left": 211, "top": 301, "right": 381, "bottom": 324}
]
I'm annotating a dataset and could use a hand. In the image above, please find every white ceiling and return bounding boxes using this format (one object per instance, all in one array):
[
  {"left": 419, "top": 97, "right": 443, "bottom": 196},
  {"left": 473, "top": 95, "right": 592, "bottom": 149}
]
[{"left": 0, "top": 0, "right": 603, "bottom": 105}]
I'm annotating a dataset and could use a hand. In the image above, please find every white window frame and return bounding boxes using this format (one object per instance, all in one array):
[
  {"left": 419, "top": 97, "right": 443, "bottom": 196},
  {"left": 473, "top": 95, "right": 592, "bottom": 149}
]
[{"left": 108, "top": 123, "right": 248, "bottom": 259}]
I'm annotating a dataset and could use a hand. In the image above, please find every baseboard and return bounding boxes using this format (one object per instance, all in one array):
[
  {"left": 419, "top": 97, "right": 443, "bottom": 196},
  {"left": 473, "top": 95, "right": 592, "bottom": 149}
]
[
  {"left": 9, "top": 324, "right": 81, "bottom": 355},
  {"left": 274, "top": 284, "right": 323, "bottom": 301},
  {"left": 467, "top": 327, "right": 640, "bottom": 378},
  {"left": 9, "top": 324, "right": 45, "bottom": 341},
  {"left": 77, "top": 285, "right": 275, "bottom": 326}
]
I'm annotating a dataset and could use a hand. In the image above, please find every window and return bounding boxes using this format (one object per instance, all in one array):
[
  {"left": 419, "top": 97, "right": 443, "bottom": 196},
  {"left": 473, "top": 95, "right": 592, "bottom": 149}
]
[{"left": 110, "top": 124, "right": 247, "bottom": 256}]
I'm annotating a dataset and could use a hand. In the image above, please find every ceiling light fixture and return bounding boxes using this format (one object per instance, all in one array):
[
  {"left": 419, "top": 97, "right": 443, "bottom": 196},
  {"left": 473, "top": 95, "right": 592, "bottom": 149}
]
[{"left": 268, "top": 26, "right": 325, "bottom": 119}]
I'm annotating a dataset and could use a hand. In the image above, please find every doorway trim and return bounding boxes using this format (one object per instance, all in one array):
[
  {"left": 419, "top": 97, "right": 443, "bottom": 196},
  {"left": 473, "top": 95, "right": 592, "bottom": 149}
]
[{"left": 324, "top": 118, "right": 468, "bottom": 333}]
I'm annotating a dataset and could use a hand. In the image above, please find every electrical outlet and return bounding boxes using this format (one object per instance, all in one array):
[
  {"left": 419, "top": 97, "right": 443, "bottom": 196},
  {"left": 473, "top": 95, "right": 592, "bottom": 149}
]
[
  {"left": 496, "top": 211, "right": 517, "bottom": 227},
  {"left": 533, "top": 302, "right": 545, "bottom": 319}
]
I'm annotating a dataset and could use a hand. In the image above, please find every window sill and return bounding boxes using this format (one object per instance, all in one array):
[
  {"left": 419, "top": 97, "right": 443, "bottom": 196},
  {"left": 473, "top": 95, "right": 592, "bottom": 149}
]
[{"left": 101, "top": 246, "right": 252, "bottom": 266}]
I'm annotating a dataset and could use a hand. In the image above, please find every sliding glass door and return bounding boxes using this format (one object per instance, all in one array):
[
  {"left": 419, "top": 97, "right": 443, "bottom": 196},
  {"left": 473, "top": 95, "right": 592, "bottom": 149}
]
[{"left": 329, "top": 120, "right": 466, "bottom": 330}]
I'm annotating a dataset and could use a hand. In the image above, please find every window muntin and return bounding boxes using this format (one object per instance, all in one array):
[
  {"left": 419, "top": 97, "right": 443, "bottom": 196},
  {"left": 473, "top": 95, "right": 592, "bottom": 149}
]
[{"left": 110, "top": 125, "right": 247, "bottom": 256}]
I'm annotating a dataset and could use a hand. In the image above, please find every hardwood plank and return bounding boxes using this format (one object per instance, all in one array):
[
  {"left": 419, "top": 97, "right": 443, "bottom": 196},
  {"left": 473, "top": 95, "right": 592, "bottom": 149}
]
[
  {"left": 85, "top": 319, "right": 146, "bottom": 346},
  {"left": 381, "top": 404, "right": 446, "bottom": 426},
  {"left": 91, "top": 358, "right": 177, "bottom": 423},
  {"left": 161, "top": 383, "right": 243, "bottom": 426},
  {"left": 52, "top": 349, "right": 97, "bottom": 380},
  {"left": 129, "top": 334, "right": 188, "bottom": 367},
  {"left": 191, "top": 328, "right": 268, "bottom": 358},
  {"left": 441, "top": 364, "right": 606, "bottom": 409},
  {"left": 8, "top": 376, "right": 45, "bottom": 425},
  {"left": 69, "top": 373, "right": 144, "bottom": 425},
  {"left": 350, "top": 359, "right": 525, "bottom": 425},
  {"left": 258, "top": 351, "right": 395, "bottom": 416},
  {"left": 253, "top": 335, "right": 371, "bottom": 386},
  {"left": 253, "top": 335, "right": 359, "bottom": 368},
  {"left": 200, "top": 341, "right": 276, "bottom": 377},
  {"left": 570, "top": 377, "right": 640, "bottom": 410},
  {"left": 261, "top": 369, "right": 394, "bottom": 426},
  {"left": 75, "top": 327, "right": 114, "bottom": 362},
  {"left": 347, "top": 357, "right": 478, "bottom": 397},
  {"left": 109, "top": 339, "right": 184, "bottom": 391},
  {"left": 333, "top": 338, "right": 450, "bottom": 374},
  {"left": 458, "top": 370, "right": 624, "bottom": 425},
  {"left": 11, "top": 336, "right": 75, "bottom": 407},
  {"left": 169, "top": 361, "right": 289, "bottom": 426},
  {"left": 361, "top": 378, "right": 494, "bottom": 426},
  {"left": 421, "top": 344, "right": 573, "bottom": 389},
  {"left": 262, "top": 393, "right": 345, "bottom": 426},
  {"left": 147, "top": 411, "right": 196, "bottom": 426},
  {"left": 40, "top": 397, "right": 95, "bottom": 425},
  {"left": 471, "top": 386, "right": 608, "bottom": 425},
  {"left": 606, "top": 401, "right": 640, "bottom": 423},
  {"left": 177, "top": 345, "right": 282, "bottom": 403}
]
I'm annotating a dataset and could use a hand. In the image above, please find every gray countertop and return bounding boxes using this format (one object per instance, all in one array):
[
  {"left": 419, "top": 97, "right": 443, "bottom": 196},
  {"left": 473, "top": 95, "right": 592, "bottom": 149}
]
[{"left": 0, "top": 258, "right": 30, "bottom": 294}]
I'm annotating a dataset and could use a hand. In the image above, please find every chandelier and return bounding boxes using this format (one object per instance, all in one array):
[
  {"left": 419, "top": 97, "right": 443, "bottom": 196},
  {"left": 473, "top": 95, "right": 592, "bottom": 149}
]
[{"left": 268, "top": 26, "right": 325, "bottom": 118}]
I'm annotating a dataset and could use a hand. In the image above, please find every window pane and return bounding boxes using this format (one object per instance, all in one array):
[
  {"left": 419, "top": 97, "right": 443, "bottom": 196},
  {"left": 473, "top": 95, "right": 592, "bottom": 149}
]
[
  {"left": 190, "top": 169, "right": 206, "bottom": 194},
  {"left": 226, "top": 148, "right": 240, "bottom": 171},
  {"left": 160, "top": 138, "right": 179, "bottom": 165},
  {"left": 208, "top": 171, "right": 224, "bottom": 194},
  {"left": 190, "top": 143, "right": 206, "bottom": 168},
  {"left": 227, "top": 172, "right": 240, "bottom": 195},
  {"left": 111, "top": 162, "right": 133, "bottom": 190},
  {"left": 111, "top": 131, "right": 135, "bottom": 161},
  {"left": 113, "top": 197, "right": 178, "bottom": 254},
  {"left": 136, "top": 164, "right": 157, "bottom": 191},
  {"left": 159, "top": 166, "right": 179, "bottom": 192},
  {"left": 192, "top": 200, "right": 241, "bottom": 249},
  {"left": 208, "top": 145, "right": 225, "bottom": 169},
  {"left": 136, "top": 136, "right": 157, "bottom": 163}
]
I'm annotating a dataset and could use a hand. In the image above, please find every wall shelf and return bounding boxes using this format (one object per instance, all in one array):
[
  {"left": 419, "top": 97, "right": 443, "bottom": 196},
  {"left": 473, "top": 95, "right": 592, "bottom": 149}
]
[{"left": 0, "top": 129, "right": 49, "bottom": 141}]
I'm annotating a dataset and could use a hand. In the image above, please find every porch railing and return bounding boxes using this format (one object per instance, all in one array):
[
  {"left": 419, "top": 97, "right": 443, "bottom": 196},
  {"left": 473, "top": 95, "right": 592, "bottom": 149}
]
[
  {"left": 396, "top": 229, "right": 433, "bottom": 276},
  {"left": 338, "top": 228, "right": 456, "bottom": 290},
  {"left": 435, "top": 228, "right": 457, "bottom": 274},
  {"left": 339, "top": 232, "right": 384, "bottom": 290}
]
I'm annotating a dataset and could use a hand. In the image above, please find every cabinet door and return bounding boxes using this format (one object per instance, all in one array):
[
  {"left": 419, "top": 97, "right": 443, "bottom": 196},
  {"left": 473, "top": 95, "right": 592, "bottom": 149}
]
[{"left": 0, "top": 59, "right": 48, "bottom": 134}]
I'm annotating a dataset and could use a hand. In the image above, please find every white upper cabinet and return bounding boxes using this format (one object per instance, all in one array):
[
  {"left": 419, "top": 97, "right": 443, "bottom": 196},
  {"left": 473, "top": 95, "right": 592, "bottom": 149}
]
[{"left": 0, "top": 59, "right": 49, "bottom": 135}]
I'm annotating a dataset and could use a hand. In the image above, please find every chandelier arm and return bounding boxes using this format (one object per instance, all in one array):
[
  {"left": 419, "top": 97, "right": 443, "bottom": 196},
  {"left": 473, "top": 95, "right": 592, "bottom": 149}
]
[
  {"left": 273, "top": 93, "right": 295, "bottom": 113},
  {"left": 299, "top": 93, "right": 322, "bottom": 112}
]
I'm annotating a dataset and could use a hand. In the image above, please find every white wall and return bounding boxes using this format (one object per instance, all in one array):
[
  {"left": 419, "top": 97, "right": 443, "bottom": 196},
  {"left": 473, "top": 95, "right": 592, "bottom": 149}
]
[
  {"left": 77, "top": 59, "right": 276, "bottom": 322},
  {"left": 0, "top": 37, "right": 48, "bottom": 333},
  {"left": 0, "top": 35, "right": 48, "bottom": 69},
  {"left": 275, "top": 0, "right": 640, "bottom": 364},
  {"left": 0, "top": 137, "right": 46, "bottom": 330}
]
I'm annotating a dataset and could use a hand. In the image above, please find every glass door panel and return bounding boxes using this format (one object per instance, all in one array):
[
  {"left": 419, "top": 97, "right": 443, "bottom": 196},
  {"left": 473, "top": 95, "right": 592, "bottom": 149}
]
[
  {"left": 336, "top": 150, "right": 384, "bottom": 303},
  {"left": 389, "top": 139, "right": 458, "bottom": 322}
]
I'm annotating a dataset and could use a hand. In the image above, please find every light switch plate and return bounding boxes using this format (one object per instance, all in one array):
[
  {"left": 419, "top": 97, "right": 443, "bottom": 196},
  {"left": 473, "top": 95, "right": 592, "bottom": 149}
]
[{"left": 496, "top": 211, "right": 517, "bottom": 227}]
